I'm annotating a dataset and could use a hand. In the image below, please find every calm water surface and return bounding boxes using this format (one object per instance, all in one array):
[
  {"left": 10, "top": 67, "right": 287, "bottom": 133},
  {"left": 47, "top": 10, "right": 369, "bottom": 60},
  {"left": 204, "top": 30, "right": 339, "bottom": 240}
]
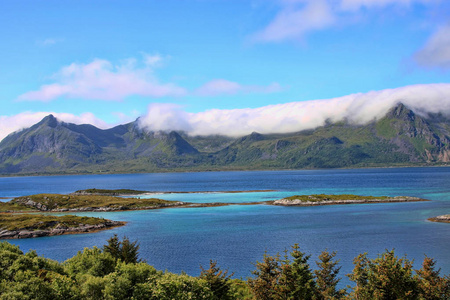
[{"left": 1, "top": 168, "right": 449, "bottom": 283}]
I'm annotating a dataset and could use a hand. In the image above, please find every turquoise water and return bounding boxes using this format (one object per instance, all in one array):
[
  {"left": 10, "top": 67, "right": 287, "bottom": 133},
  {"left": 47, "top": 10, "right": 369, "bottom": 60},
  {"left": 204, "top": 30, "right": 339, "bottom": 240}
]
[{"left": 1, "top": 167, "right": 449, "bottom": 282}]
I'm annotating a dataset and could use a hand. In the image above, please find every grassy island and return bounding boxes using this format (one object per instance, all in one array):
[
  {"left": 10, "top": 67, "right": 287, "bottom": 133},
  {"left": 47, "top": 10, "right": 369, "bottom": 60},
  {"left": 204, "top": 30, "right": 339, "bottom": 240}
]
[
  {"left": 10, "top": 193, "right": 185, "bottom": 212},
  {"left": 0, "top": 201, "right": 34, "bottom": 212},
  {"left": 0, "top": 214, "right": 124, "bottom": 239},
  {"left": 272, "top": 194, "right": 426, "bottom": 206}
]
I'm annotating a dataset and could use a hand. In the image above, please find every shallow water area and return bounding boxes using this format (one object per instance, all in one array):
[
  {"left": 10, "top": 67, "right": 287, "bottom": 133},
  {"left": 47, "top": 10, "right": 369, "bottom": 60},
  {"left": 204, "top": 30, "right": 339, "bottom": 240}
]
[{"left": 139, "top": 190, "right": 281, "bottom": 204}]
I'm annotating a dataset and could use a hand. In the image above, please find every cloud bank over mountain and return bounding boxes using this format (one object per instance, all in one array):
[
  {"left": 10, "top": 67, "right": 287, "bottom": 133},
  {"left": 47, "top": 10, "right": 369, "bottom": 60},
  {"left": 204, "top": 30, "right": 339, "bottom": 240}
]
[
  {"left": 138, "top": 83, "right": 450, "bottom": 137},
  {"left": 2, "top": 83, "right": 450, "bottom": 141}
]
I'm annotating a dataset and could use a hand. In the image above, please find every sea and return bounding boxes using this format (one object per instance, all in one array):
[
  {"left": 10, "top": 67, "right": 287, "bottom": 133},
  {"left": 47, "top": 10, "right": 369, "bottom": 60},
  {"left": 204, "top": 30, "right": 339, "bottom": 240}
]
[{"left": 1, "top": 167, "right": 449, "bottom": 284}]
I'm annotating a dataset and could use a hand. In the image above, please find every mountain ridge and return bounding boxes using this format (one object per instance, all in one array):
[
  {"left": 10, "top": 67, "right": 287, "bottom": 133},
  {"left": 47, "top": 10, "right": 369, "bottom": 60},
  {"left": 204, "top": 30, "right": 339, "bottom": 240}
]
[{"left": 1, "top": 104, "right": 449, "bottom": 175}]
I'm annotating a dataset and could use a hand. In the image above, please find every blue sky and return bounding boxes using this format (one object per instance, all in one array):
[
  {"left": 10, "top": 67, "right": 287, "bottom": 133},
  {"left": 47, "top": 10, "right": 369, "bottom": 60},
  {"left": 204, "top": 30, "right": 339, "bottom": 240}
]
[{"left": 1, "top": 0, "right": 450, "bottom": 139}]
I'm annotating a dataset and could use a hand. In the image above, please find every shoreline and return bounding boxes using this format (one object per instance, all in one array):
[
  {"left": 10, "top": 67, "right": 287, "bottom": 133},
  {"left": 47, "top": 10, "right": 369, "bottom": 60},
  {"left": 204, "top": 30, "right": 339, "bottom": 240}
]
[{"left": 1, "top": 164, "right": 449, "bottom": 179}]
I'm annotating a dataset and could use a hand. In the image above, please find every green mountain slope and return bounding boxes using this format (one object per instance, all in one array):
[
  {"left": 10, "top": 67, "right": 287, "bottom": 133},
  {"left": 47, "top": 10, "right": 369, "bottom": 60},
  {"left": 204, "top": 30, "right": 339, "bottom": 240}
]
[{"left": 0, "top": 103, "right": 449, "bottom": 175}]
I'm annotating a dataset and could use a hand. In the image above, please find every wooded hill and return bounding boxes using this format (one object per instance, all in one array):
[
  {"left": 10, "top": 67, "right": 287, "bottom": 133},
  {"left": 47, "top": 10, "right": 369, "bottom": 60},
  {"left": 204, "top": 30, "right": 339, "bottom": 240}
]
[{"left": 1, "top": 103, "right": 450, "bottom": 175}]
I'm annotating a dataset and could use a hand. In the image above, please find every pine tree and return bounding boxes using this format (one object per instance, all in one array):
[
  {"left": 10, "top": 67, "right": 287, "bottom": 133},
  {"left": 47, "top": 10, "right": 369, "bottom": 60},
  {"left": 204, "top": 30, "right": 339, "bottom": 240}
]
[
  {"left": 200, "top": 260, "right": 234, "bottom": 300},
  {"left": 103, "top": 235, "right": 141, "bottom": 264},
  {"left": 120, "top": 236, "right": 141, "bottom": 264},
  {"left": 248, "top": 252, "right": 282, "bottom": 300},
  {"left": 314, "top": 250, "right": 346, "bottom": 299},
  {"left": 416, "top": 256, "right": 450, "bottom": 299},
  {"left": 348, "top": 250, "right": 419, "bottom": 300},
  {"left": 281, "top": 244, "right": 316, "bottom": 300},
  {"left": 103, "top": 234, "right": 121, "bottom": 259}
]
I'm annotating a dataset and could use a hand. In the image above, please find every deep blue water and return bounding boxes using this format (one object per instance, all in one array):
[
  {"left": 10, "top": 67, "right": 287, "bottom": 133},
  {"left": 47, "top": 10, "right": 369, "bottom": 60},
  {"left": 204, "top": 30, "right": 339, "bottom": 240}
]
[{"left": 1, "top": 167, "right": 449, "bottom": 284}]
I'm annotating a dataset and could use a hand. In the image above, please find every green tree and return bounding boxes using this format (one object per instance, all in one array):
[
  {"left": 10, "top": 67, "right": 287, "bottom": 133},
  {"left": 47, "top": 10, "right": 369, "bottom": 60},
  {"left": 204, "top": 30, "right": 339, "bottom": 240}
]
[
  {"left": 103, "top": 261, "right": 160, "bottom": 300},
  {"left": 200, "top": 260, "right": 234, "bottom": 300},
  {"left": 247, "top": 252, "right": 282, "bottom": 300},
  {"left": 103, "top": 234, "right": 121, "bottom": 259},
  {"left": 150, "top": 272, "right": 213, "bottom": 300},
  {"left": 248, "top": 245, "right": 317, "bottom": 300},
  {"left": 314, "top": 250, "right": 346, "bottom": 299},
  {"left": 64, "top": 247, "right": 116, "bottom": 278},
  {"left": 103, "top": 234, "right": 141, "bottom": 264},
  {"left": 416, "top": 256, "right": 450, "bottom": 300},
  {"left": 279, "top": 244, "right": 316, "bottom": 300},
  {"left": 78, "top": 274, "right": 108, "bottom": 300},
  {"left": 348, "top": 250, "right": 419, "bottom": 300},
  {"left": 48, "top": 272, "right": 81, "bottom": 300}
]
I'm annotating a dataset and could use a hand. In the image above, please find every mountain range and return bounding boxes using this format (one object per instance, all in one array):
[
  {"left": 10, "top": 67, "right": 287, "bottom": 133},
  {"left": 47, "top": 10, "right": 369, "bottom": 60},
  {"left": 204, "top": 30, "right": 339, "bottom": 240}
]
[{"left": 1, "top": 103, "right": 449, "bottom": 175}]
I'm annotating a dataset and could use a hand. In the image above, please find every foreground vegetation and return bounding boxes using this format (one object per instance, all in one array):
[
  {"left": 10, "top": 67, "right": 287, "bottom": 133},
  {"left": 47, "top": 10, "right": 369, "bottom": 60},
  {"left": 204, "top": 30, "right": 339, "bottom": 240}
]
[{"left": 0, "top": 237, "right": 448, "bottom": 299}]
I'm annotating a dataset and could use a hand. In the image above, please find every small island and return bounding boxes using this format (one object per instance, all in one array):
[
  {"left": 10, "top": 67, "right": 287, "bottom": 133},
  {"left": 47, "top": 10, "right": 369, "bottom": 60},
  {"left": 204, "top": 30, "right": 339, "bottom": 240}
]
[
  {"left": 428, "top": 214, "right": 450, "bottom": 223},
  {"left": 9, "top": 193, "right": 187, "bottom": 212},
  {"left": 0, "top": 214, "right": 124, "bottom": 239},
  {"left": 272, "top": 194, "right": 427, "bottom": 206}
]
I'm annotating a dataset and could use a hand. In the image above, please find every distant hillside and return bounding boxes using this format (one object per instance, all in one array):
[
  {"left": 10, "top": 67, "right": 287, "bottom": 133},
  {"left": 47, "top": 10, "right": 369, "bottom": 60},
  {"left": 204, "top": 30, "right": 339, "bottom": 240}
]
[{"left": 1, "top": 103, "right": 449, "bottom": 175}]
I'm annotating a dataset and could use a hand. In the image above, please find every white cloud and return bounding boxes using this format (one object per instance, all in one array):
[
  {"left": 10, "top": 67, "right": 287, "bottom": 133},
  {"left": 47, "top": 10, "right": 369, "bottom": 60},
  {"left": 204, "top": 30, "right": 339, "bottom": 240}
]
[
  {"left": 252, "top": 0, "right": 335, "bottom": 42},
  {"left": 17, "top": 56, "right": 283, "bottom": 101},
  {"left": 37, "top": 38, "right": 64, "bottom": 46},
  {"left": 138, "top": 103, "right": 193, "bottom": 133},
  {"left": 340, "top": 0, "right": 435, "bottom": 11},
  {"left": 252, "top": 0, "right": 439, "bottom": 43},
  {"left": 0, "top": 112, "right": 110, "bottom": 141},
  {"left": 414, "top": 25, "right": 450, "bottom": 70},
  {"left": 143, "top": 53, "right": 164, "bottom": 67},
  {"left": 18, "top": 57, "right": 187, "bottom": 102},
  {"left": 139, "top": 83, "right": 450, "bottom": 137},
  {"left": 195, "top": 79, "right": 282, "bottom": 96}
]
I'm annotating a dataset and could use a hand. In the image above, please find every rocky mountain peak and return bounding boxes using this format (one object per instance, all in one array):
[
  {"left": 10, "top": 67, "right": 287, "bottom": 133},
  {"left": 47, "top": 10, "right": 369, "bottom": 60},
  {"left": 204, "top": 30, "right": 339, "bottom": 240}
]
[
  {"left": 38, "top": 114, "right": 59, "bottom": 128},
  {"left": 386, "top": 103, "right": 415, "bottom": 121}
]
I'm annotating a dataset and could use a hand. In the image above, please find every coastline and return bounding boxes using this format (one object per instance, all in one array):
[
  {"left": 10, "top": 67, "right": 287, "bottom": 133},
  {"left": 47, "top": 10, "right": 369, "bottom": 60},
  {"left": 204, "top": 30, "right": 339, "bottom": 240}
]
[{"left": 1, "top": 164, "right": 449, "bottom": 178}]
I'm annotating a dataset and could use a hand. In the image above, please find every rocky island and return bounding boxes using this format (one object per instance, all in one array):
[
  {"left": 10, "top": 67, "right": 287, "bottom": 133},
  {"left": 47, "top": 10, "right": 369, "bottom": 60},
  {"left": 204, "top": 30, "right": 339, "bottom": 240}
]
[
  {"left": 272, "top": 194, "right": 427, "bottom": 206},
  {"left": 0, "top": 214, "right": 124, "bottom": 239},
  {"left": 428, "top": 214, "right": 450, "bottom": 223}
]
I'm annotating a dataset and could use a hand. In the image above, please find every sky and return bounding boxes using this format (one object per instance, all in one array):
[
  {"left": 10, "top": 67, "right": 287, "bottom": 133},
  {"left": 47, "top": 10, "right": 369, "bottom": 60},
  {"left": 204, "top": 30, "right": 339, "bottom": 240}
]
[{"left": 1, "top": 0, "right": 450, "bottom": 140}]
